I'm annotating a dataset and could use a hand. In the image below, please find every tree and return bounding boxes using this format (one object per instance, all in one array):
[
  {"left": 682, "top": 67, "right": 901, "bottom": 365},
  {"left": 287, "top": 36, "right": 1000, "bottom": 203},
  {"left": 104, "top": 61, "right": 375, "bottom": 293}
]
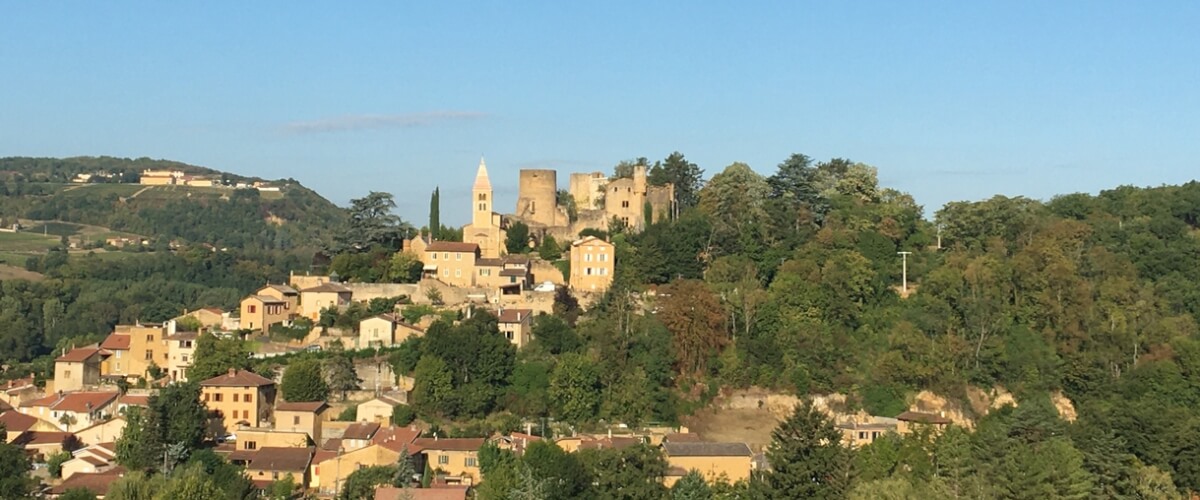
[
  {"left": 48, "top": 450, "right": 72, "bottom": 477},
  {"left": 323, "top": 344, "right": 361, "bottom": 401},
  {"left": 506, "top": 221, "right": 531, "bottom": 254},
  {"left": 58, "top": 489, "right": 98, "bottom": 500},
  {"left": 58, "top": 412, "right": 78, "bottom": 431},
  {"left": 0, "top": 441, "right": 36, "bottom": 499},
  {"left": 146, "top": 382, "right": 208, "bottom": 462},
  {"left": 387, "top": 251, "right": 423, "bottom": 283},
  {"left": 339, "top": 465, "right": 396, "bottom": 500},
  {"left": 391, "top": 405, "right": 416, "bottom": 426},
  {"left": 548, "top": 353, "right": 601, "bottom": 423},
  {"left": 658, "top": 279, "right": 727, "bottom": 375},
  {"left": 523, "top": 440, "right": 588, "bottom": 500},
  {"left": 766, "top": 153, "right": 827, "bottom": 233},
  {"left": 579, "top": 444, "right": 668, "bottom": 499},
  {"left": 269, "top": 473, "right": 298, "bottom": 500},
  {"left": 649, "top": 151, "right": 704, "bottom": 210},
  {"left": 333, "top": 191, "right": 413, "bottom": 253},
  {"left": 672, "top": 470, "right": 713, "bottom": 500},
  {"left": 188, "top": 334, "right": 250, "bottom": 382},
  {"left": 429, "top": 187, "right": 441, "bottom": 240},
  {"left": 756, "top": 401, "right": 852, "bottom": 499},
  {"left": 393, "top": 445, "right": 418, "bottom": 487},
  {"left": 116, "top": 406, "right": 159, "bottom": 471},
  {"left": 158, "top": 462, "right": 225, "bottom": 499},
  {"left": 281, "top": 358, "right": 329, "bottom": 402},
  {"left": 411, "top": 355, "right": 454, "bottom": 417},
  {"left": 538, "top": 235, "right": 562, "bottom": 260}
]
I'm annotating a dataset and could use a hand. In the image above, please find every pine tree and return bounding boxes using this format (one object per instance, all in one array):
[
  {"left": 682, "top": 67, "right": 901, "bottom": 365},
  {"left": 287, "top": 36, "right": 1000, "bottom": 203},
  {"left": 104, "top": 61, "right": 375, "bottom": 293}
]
[
  {"left": 755, "top": 401, "right": 851, "bottom": 499},
  {"left": 393, "top": 445, "right": 417, "bottom": 487}
]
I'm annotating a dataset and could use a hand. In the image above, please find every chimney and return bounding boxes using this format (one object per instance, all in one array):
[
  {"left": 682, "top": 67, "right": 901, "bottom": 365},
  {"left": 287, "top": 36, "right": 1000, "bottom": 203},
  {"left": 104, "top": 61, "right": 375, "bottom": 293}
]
[
  {"left": 228, "top": 368, "right": 236, "bottom": 376},
  {"left": 607, "top": 429, "right": 612, "bottom": 439}
]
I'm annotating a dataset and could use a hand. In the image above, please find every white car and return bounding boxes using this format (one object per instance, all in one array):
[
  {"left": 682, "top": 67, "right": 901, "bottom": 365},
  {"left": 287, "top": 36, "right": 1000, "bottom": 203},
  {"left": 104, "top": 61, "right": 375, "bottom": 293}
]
[{"left": 533, "top": 281, "right": 557, "bottom": 292}]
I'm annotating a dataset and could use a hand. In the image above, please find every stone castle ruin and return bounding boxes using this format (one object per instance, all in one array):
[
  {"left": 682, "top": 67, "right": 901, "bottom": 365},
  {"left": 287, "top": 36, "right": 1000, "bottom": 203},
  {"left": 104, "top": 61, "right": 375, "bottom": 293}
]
[{"left": 461, "top": 159, "right": 675, "bottom": 258}]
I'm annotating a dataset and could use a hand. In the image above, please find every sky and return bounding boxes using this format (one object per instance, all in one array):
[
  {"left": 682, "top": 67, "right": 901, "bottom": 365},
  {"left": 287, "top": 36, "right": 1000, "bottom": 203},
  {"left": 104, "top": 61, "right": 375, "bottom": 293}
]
[{"left": 2, "top": 2, "right": 1199, "bottom": 225}]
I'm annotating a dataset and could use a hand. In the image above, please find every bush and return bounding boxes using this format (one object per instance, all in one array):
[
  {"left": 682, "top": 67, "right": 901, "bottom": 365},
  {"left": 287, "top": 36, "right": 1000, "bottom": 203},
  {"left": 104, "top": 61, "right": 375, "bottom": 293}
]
[
  {"left": 392, "top": 405, "right": 416, "bottom": 426},
  {"left": 337, "top": 406, "right": 357, "bottom": 421},
  {"left": 47, "top": 451, "right": 72, "bottom": 478}
]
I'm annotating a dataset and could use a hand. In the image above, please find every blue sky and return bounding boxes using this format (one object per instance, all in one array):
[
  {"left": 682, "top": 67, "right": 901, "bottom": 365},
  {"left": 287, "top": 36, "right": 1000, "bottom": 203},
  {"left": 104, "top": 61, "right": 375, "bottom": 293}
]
[{"left": 2, "top": 2, "right": 1198, "bottom": 225}]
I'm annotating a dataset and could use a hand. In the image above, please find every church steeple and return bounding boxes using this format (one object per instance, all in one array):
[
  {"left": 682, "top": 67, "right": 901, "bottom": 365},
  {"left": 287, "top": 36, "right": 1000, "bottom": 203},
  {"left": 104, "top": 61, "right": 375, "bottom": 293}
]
[
  {"left": 473, "top": 157, "right": 491, "bottom": 191},
  {"left": 472, "top": 157, "right": 493, "bottom": 227}
]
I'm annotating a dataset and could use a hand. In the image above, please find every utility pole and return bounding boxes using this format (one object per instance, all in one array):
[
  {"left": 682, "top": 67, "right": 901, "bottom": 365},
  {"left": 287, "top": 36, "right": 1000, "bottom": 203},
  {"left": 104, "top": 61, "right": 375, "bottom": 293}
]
[
  {"left": 897, "top": 251, "right": 912, "bottom": 294},
  {"left": 936, "top": 224, "right": 942, "bottom": 250}
]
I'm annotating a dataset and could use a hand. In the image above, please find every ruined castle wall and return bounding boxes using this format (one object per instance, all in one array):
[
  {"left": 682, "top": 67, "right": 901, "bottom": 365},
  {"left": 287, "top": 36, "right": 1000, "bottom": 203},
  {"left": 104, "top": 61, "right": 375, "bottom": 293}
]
[
  {"left": 569, "top": 172, "right": 607, "bottom": 210},
  {"left": 516, "top": 169, "right": 561, "bottom": 227},
  {"left": 646, "top": 184, "right": 675, "bottom": 224}
]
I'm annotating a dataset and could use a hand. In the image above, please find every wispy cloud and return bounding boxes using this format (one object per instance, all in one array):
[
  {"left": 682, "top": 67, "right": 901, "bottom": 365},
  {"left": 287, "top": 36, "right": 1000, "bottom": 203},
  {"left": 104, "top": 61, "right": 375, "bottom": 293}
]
[{"left": 282, "top": 111, "right": 486, "bottom": 134}]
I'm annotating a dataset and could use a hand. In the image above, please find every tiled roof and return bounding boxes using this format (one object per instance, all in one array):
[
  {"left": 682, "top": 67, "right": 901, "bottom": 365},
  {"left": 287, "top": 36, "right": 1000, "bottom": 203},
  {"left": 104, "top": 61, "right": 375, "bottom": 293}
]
[
  {"left": 425, "top": 241, "right": 479, "bottom": 253},
  {"left": 100, "top": 333, "right": 131, "bottom": 350},
  {"left": 200, "top": 369, "right": 275, "bottom": 387},
  {"left": 246, "top": 446, "right": 315, "bottom": 472},
  {"left": 476, "top": 258, "right": 504, "bottom": 267},
  {"left": 499, "top": 269, "right": 527, "bottom": 277},
  {"left": 376, "top": 486, "right": 469, "bottom": 500},
  {"left": 48, "top": 468, "right": 126, "bottom": 495},
  {"left": 663, "top": 442, "right": 752, "bottom": 457},
  {"left": 373, "top": 426, "right": 421, "bottom": 450},
  {"left": 276, "top": 401, "right": 328, "bottom": 413},
  {"left": 663, "top": 433, "right": 702, "bottom": 443},
  {"left": 261, "top": 284, "right": 299, "bottom": 295},
  {"left": 118, "top": 395, "right": 150, "bottom": 407},
  {"left": 0, "top": 411, "right": 38, "bottom": 433},
  {"left": 22, "top": 391, "right": 119, "bottom": 413},
  {"left": 2, "top": 375, "right": 35, "bottom": 393},
  {"left": 12, "top": 430, "right": 75, "bottom": 447},
  {"left": 300, "top": 282, "right": 352, "bottom": 293},
  {"left": 496, "top": 309, "right": 534, "bottom": 323},
  {"left": 55, "top": 347, "right": 109, "bottom": 363},
  {"left": 246, "top": 294, "right": 287, "bottom": 304},
  {"left": 412, "top": 437, "right": 485, "bottom": 452},
  {"left": 575, "top": 436, "right": 643, "bottom": 450},
  {"left": 342, "top": 422, "right": 381, "bottom": 440},
  {"left": 503, "top": 254, "right": 530, "bottom": 265},
  {"left": 572, "top": 235, "right": 612, "bottom": 247},
  {"left": 895, "top": 411, "right": 952, "bottom": 425}
]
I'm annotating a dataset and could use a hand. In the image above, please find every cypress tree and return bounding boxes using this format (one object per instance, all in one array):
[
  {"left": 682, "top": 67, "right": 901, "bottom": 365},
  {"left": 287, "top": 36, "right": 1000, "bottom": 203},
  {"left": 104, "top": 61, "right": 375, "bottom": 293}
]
[{"left": 430, "top": 187, "right": 440, "bottom": 240}]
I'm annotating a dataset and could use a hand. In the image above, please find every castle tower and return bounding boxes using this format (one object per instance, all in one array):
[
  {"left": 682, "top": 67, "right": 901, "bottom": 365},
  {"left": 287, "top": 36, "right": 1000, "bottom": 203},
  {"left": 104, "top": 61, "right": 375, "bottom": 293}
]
[
  {"left": 472, "top": 158, "right": 493, "bottom": 228},
  {"left": 516, "top": 169, "right": 560, "bottom": 227}
]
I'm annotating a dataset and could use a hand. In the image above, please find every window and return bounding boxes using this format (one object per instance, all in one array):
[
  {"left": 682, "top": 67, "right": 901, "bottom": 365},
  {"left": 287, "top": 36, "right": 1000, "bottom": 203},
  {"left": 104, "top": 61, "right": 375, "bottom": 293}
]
[
  {"left": 600, "top": 254, "right": 608, "bottom": 262},
  {"left": 272, "top": 472, "right": 279, "bottom": 480},
  {"left": 233, "top": 394, "right": 239, "bottom": 402},
  {"left": 456, "top": 253, "right": 461, "bottom": 261},
  {"left": 248, "top": 305, "right": 257, "bottom": 313},
  {"left": 584, "top": 254, "right": 592, "bottom": 262},
  {"left": 245, "top": 441, "right": 257, "bottom": 450},
  {"left": 245, "top": 394, "right": 253, "bottom": 403},
  {"left": 478, "top": 193, "right": 487, "bottom": 201},
  {"left": 438, "top": 455, "right": 449, "bottom": 465},
  {"left": 466, "top": 457, "right": 478, "bottom": 467},
  {"left": 600, "top": 268, "right": 608, "bottom": 276},
  {"left": 146, "top": 335, "right": 154, "bottom": 342},
  {"left": 294, "top": 416, "right": 301, "bottom": 425},
  {"left": 585, "top": 268, "right": 592, "bottom": 275},
  {"left": 478, "top": 202, "right": 487, "bottom": 211},
  {"left": 621, "top": 200, "right": 629, "bottom": 208},
  {"left": 505, "top": 331, "right": 513, "bottom": 340},
  {"left": 181, "top": 354, "right": 188, "bottom": 362},
  {"left": 182, "top": 341, "right": 192, "bottom": 348},
  {"left": 213, "top": 393, "right": 223, "bottom": 402},
  {"left": 64, "top": 370, "right": 71, "bottom": 378},
  {"left": 443, "top": 252, "right": 449, "bottom": 259},
  {"left": 204, "top": 393, "right": 210, "bottom": 402},
  {"left": 145, "top": 350, "right": 154, "bottom": 360},
  {"left": 455, "top": 269, "right": 461, "bottom": 277},
  {"left": 115, "top": 350, "right": 121, "bottom": 358},
  {"left": 443, "top": 270, "right": 449, "bottom": 277},
  {"left": 431, "top": 253, "right": 437, "bottom": 261},
  {"left": 859, "top": 432, "right": 866, "bottom": 440}
]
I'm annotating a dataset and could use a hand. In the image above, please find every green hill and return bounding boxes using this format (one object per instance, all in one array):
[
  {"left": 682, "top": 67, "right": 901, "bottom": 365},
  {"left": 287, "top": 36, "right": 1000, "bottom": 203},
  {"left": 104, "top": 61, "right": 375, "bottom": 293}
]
[{"left": 0, "top": 156, "right": 345, "bottom": 251}]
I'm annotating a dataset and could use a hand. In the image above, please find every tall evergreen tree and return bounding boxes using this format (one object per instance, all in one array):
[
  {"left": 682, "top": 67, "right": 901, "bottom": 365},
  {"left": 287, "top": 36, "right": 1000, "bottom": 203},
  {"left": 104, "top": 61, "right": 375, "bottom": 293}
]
[
  {"left": 756, "top": 401, "right": 852, "bottom": 499},
  {"left": 430, "top": 187, "right": 440, "bottom": 240}
]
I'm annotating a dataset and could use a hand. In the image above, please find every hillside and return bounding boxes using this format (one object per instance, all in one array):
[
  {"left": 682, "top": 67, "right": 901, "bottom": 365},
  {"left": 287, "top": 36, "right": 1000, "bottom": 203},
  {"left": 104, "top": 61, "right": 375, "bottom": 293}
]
[{"left": 0, "top": 156, "right": 345, "bottom": 251}]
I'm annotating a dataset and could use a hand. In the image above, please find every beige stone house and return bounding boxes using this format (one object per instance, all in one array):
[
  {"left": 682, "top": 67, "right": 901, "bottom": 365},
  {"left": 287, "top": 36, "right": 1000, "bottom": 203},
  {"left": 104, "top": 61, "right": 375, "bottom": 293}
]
[
  {"left": 496, "top": 309, "right": 534, "bottom": 349},
  {"left": 356, "top": 395, "right": 406, "bottom": 424},
  {"left": 165, "top": 331, "right": 199, "bottom": 382},
  {"left": 53, "top": 347, "right": 110, "bottom": 392},
  {"left": 73, "top": 416, "right": 126, "bottom": 446},
  {"left": 275, "top": 401, "right": 328, "bottom": 444},
  {"left": 569, "top": 236, "right": 615, "bottom": 293},
  {"left": 199, "top": 369, "right": 277, "bottom": 434},
  {"left": 358, "top": 314, "right": 425, "bottom": 349},
  {"left": 240, "top": 295, "right": 292, "bottom": 331},
  {"left": 299, "top": 282, "right": 353, "bottom": 321},
  {"left": 19, "top": 391, "right": 119, "bottom": 431},
  {"left": 414, "top": 437, "right": 486, "bottom": 483},
  {"left": 60, "top": 442, "right": 118, "bottom": 480},
  {"left": 661, "top": 442, "right": 753, "bottom": 487},
  {"left": 422, "top": 241, "right": 482, "bottom": 287}
]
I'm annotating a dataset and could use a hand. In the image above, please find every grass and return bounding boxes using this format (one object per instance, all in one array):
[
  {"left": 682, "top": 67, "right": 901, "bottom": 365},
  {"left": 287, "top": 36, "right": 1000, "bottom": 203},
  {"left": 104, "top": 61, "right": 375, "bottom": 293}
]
[
  {"left": 57, "top": 183, "right": 142, "bottom": 197},
  {"left": 0, "top": 231, "right": 60, "bottom": 252},
  {"left": 24, "top": 221, "right": 81, "bottom": 237}
]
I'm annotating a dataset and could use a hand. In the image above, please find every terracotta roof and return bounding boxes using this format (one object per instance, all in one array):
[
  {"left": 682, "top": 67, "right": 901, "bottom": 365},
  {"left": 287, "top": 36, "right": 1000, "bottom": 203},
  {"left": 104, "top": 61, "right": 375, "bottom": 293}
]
[
  {"left": 22, "top": 391, "right": 119, "bottom": 413},
  {"left": 200, "top": 369, "right": 275, "bottom": 387},
  {"left": 246, "top": 446, "right": 315, "bottom": 472},
  {"left": 48, "top": 468, "right": 126, "bottom": 495},
  {"left": 496, "top": 309, "right": 534, "bottom": 323},
  {"left": 503, "top": 254, "right": 530, "bottom": 265},
  {"left": 373, "top": 426, "right": 421, "bottom": 451},
  {"left": 499, "top": 269, "right": 527, "bottom": 277},
  {"left": 276, "top": 401, "right": 329, "bottom": 413},
  {"left": 261, "top": 284, "right": 299, "bottom": 295},
  {"left": 246, "top": 294, "right": 287, "bottom": 304},
  {"left": 0, "top": 411, "right": 38, "bottom": 433},
  {"left": 412, "top": 437, "right": 485, "bottom": 452},
  {"left": 118, "top": 394, "right": 150, "bottom": 407},
  {"left": 100, "top": 333, "right": 132, "bottom": 350},
  {"left": 2, "top": 375, "right": 35, "bottom": 393},
  {"left": 425, "top": 241, "right": 479, "bottom": 253},
  {"left": 663, "top": 442, "right": 752, "bottom": 457},
  {"left": 895, "top": 411, "right": 952, "bottom": 425},
  {"left": 300, "top": 282, "right": 352, "bottom": 293},
  {"left": 320, "top": 438, "right": 343, "bottom": 451},
  {"left": 55, "top": 347, "right": 110, "bottom": 363},
  {"left": 575, "top": 436, "right": 643, "bottom": 451},
  {"left": 0, "top": 401, "right": 10, "bottom": 412},
  {"left": 476, "top": 258, "right": 504, "bottom": 267},
  {"left": 74, "top": 417, "right": 125, "bottom": 435},
  {"left": 12, "top": 430, "right": 75, "bottom": 447},
  {"left": 376, "top": 486, "right": 469, "bottom": 500},
  {"left": 342, "top": 422, "right": 381, "bottom": 440}
]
